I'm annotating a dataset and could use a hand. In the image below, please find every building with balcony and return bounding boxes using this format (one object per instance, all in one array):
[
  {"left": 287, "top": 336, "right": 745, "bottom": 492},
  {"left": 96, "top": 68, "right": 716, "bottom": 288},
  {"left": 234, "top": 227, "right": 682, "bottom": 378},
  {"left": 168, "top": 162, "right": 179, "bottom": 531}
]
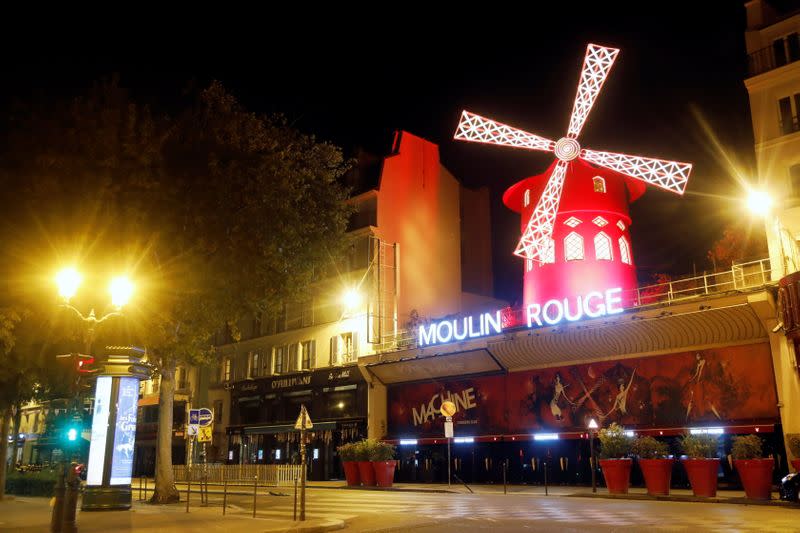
[
  {"left": 211, "top": 131, "right": 501, "bottom": 480},
  {"left": 744, "top": 0, "right": 800, "bottom": 278}
]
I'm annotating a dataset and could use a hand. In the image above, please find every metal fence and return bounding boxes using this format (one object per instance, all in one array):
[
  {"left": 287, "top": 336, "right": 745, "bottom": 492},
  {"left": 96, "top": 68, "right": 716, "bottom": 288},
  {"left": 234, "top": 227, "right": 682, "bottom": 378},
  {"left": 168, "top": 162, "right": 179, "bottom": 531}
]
[{"left": 172, "top": 464, "right": 303, "bottom": 486}]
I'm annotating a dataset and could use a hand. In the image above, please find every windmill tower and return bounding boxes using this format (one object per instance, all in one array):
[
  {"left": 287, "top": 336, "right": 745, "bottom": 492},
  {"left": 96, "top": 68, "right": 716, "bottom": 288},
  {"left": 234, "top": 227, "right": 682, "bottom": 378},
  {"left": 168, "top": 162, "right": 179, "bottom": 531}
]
[{"left": 455, "top": 44, "right": 693, "bottom": 308}]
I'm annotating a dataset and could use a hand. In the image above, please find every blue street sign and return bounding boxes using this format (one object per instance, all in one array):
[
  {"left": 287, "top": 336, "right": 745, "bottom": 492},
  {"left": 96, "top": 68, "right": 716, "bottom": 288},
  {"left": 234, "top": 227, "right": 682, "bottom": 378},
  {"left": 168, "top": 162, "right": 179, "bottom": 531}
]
[
  {"left": 189, "top": 409, "right": 200, "bottom": 425},
  {"left": 198, "top": 408, "right": 213, "bottom": 427}
]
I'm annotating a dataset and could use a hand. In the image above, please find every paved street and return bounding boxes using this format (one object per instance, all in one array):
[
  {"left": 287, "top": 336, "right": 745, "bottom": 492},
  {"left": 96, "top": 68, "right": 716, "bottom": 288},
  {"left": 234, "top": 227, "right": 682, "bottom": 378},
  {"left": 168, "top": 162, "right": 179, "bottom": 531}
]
[{"left": 2, "top": 487, "right": 798, "bottom": 532}]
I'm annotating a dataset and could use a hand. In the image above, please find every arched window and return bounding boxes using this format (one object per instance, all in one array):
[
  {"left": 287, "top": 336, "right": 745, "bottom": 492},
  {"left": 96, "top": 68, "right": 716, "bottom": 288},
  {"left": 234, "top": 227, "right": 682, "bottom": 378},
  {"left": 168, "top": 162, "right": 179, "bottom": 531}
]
[
  {"left": 619, "top": 236, "right": 631, "bottom": 265},
  {"left": 523, "top": 189, "right": 531, "bottom": 207},
  {"left": 593, "top": 176, "right": 606, "bottom": 193},
  {"left": 594, "top": 232, "right": 612, "bottom": 260},
  {"left": 564, "top": 232, "right": 584, "bottom": 261}
]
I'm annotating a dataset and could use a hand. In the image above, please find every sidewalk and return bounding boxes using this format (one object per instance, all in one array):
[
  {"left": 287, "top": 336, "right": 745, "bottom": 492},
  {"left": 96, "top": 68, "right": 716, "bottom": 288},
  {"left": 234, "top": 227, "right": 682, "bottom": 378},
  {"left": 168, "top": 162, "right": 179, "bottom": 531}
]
[{"left": 0, "top": 496, "right": 344, "bottom": 533}]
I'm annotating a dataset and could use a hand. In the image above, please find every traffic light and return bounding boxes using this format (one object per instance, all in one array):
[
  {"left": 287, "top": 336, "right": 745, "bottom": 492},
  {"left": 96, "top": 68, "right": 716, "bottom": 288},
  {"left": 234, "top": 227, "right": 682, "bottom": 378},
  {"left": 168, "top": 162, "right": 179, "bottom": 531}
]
[
  {"left": 77, "top": 356, "right": 96, "bottom": 374},
  {"left": 63, "top": 417, "right": 82, "bottom": 447}
]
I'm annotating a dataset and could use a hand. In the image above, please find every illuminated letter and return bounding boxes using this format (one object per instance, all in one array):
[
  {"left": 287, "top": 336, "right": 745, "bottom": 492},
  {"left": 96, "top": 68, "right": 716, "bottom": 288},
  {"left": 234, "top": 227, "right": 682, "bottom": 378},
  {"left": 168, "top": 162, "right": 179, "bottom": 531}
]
[
  {"left": 563, "top": 296, "right": 583, "bottom": 321},
  {"left": 468, "top": 316, "right": 482, "bottom": 338},
  {"left": 542, "top": 299, "right": 564, "bottom": 325},
  {"left": 453, "top": 317, "right": 468, "bottom": 341},
  {"left": 437, "top": 321, "right": 454, "bottom": 343},
  {"left": 527, "top": 304, "right": 542, "bottom": 327},
  {"left": 484, "top": 311, "right": 502, "bottom": 335},
  {"left": 583, "top": 291, "right": 606, "bottom": 318},
  {"left": 412, "top": 405, "right": 426, "bottom": 426},
  {"left": 419, "top": 324, "right": 437, "bottom": 346},
  {"left": 605, "top": 287, "right": 623, "bottom": 314}
]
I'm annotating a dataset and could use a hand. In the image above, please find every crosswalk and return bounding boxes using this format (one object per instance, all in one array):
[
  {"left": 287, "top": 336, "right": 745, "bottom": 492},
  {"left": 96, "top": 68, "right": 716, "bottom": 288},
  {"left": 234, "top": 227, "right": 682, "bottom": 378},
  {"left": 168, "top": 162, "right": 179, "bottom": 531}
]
[{"left": 217, "top": 490, "right": 798, "bottom": 531}]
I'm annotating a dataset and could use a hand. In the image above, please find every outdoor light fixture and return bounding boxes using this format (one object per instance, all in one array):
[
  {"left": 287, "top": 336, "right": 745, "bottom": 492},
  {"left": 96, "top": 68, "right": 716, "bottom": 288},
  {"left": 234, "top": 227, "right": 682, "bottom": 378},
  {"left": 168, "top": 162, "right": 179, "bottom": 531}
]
[
  {"left": 453, "top": 437, "right": 474, "bottom": 444},
  {"left": 625, "top": 430, "right": 635, "bottom": 437},
  {"left": 109, "top": 276, "right": 134, "bottom": 308},
  {"left": 587, "top": 419, "right": 598, "bottom": 430},
  {"left": 342, "top": 288, "right": 360, "bottom": 309},
  {"left": 399, "top": 439, "right": 418, "bottom": 445},
  {"left": 533, "top": 433, "right": 559, "bottom": 441},
  {"left": 746, "top": 190, "right": 773, "bottom": 216},
  {"left": 56, "top": 267, "right": 82, "bottom": 300}
]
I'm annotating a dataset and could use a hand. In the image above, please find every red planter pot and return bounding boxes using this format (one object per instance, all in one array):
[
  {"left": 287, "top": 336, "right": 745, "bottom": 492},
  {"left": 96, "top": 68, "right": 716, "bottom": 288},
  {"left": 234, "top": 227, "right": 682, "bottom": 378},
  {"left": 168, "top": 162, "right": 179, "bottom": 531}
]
[
  {"left": 682, "top": 458, "right": 719, "bottom": 497},
  {"left": 599, "top": 458, "right": 632, "bottom": 494},
  {"left": 638, "top": 458, "right": 674, "bottom": 496},
  {"left": 735, "top": 458, "right": 774, "bottom": 500},
  {"left": 373, "top": 460, "right": 397, "bottom": 487},
  {"left": 791, "top": 458, "right": 800, "bottom": 473},
  {"left": 342, "top": 461, "right": 361, "bottom": 486},
  {"left": 357, "top": 461, "right": 376, "bottom": 486}
]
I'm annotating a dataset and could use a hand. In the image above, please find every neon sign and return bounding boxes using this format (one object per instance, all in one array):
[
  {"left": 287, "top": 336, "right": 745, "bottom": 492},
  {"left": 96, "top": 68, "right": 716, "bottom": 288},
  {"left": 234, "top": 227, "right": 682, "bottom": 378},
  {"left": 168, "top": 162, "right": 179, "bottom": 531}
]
[{"left": 418, "top": 287, "right": 623, "bottom": 347}]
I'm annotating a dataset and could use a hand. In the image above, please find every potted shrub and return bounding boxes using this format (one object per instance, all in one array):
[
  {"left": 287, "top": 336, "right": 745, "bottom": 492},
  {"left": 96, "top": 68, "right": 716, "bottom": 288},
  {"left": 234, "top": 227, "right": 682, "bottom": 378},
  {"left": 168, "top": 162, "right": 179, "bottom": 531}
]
[
  {"left": 732, "top": 434, "right": 773, "bottom": 500},
  {"left": 371, "top": 441, "right": 397, "bottom": 487},
  {"left": 337, "top": 442, "right": 360, "bottom": 486},
  {"left": 787, "top": 434, "right": 800, "bottom": 473},
  {"left": 633, "top": 436, "right": 673, "bottom": 496},
  {"left": 598, "top": 423, "right": 633, "bottom": 494},
  {"left": 356, "top": 439, "right": 377, "bottom": 486},
  {"left": 680, "top": 433, "right": 719, "bottom": 497}
]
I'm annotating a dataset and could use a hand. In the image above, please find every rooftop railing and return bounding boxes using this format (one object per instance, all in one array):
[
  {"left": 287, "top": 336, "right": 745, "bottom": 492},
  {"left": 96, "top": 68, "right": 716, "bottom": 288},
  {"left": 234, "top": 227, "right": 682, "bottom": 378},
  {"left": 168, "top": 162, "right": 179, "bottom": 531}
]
[{"left": 374, "top": 258, "right": 773, "bottom": 353}]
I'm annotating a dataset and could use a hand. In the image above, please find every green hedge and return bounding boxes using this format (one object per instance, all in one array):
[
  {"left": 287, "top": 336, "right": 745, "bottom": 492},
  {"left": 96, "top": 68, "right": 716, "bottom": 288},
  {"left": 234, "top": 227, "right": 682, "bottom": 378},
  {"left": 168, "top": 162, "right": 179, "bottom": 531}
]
[{"left": 5, "top": 471, "right": 58, "bottom": 496}]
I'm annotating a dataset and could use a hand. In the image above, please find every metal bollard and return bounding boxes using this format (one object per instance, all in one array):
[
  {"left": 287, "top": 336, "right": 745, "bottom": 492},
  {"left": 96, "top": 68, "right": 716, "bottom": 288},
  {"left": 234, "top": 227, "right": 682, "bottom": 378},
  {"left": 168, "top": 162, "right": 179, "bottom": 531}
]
[
  {"left": 144, "top": 477, "right": 148, "bottom": 500},
  {"left": 252, "top": 475, "right": 258, "bottom": 518},
  {"left": 222, "top": 478, "right": 227, "bottom": 516},
  {"left": 61, "top": 463, "right": 80, "bottom": 533},
  {"left": 186, "top": 476, "right": 191, "bottom": 513},
  {"left": 503, "top": 460, "right": 507, "bottom": 495},
  {"left": 544, "top": 461, "right": 548, "bottom": 496},
  {"left": 293, "top": 477, "right": 298, "bottom": 521}
]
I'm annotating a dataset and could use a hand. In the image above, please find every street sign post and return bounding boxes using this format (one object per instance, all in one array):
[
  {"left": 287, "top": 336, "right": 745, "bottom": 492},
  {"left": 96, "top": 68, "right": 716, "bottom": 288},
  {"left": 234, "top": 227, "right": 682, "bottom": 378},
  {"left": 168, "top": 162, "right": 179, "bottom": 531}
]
[
  {"left": 440, "top": 401, "right": 456, "bottom": 488},
  {"left": 198, "top": 408, "right": 213, "bottom": 427},
  {"left": 197, "top": 426, "right": 212, "bottom": 443},
  {"left": 295, "top": 405, "right": 312, "bottom": 521}
]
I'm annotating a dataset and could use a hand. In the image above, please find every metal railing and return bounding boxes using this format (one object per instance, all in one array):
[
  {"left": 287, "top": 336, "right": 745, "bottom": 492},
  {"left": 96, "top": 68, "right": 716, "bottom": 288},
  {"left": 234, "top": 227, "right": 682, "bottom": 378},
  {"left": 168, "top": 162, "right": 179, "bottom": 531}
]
[
  {"left": 172, "top": 464, "right": 303, "bottom": 487},
  {"left": 375, "top": 258, "right": 773, "bottom": 353},
  {"left": 748, "top": 42, "right": 799, "bottom": 77}
]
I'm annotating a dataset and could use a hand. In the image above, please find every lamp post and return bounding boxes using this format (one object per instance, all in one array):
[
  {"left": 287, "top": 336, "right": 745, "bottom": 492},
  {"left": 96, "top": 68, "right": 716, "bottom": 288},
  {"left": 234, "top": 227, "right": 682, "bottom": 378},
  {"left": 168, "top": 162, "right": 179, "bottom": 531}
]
[
  {"left": 746, "top": 189, "right": 799, "bottom": 280},
  {"left": 51, "top": 268, "right": 138, "bottom": 529},
  {"left": 588, "top": 418, "right": 598, "bottom": 493}
]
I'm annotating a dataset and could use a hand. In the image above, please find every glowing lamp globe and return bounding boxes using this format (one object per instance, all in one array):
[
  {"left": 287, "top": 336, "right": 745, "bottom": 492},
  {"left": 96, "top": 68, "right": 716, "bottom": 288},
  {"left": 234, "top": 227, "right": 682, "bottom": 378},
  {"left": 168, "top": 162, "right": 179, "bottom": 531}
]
[
  {"left": 342, "top": 289, "right": 360, "bottom": 309},
  {"left": 747, "top": 190, "right": 773, "bottom": 216},
  {"left": 109, "top": 276, "right": 134, "bottom": 308},
  {"left": 56, "top": 268, "right": 82, "bottom": 300}
]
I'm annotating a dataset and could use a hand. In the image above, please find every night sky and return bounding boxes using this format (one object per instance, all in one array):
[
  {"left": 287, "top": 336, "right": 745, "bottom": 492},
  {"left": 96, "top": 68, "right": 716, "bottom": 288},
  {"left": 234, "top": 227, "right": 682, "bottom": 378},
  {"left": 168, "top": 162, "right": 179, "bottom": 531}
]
[{"left": 2, "top": 5, "right": 759, "bottom": 305}]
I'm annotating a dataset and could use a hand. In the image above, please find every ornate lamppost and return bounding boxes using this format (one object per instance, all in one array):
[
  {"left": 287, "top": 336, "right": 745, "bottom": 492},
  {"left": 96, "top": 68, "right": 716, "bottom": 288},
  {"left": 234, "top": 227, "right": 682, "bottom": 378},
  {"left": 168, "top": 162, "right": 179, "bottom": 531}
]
[{"left": 588, "top": 418, "right": 599, "bottom": 493}]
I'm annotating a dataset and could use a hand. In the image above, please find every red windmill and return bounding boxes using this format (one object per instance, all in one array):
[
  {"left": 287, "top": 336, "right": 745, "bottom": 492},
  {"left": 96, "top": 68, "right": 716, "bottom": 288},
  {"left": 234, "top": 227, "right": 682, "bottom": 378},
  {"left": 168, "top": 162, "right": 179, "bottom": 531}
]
[{"left": 455, "top": 44, "right": 692, "bottom": 309}]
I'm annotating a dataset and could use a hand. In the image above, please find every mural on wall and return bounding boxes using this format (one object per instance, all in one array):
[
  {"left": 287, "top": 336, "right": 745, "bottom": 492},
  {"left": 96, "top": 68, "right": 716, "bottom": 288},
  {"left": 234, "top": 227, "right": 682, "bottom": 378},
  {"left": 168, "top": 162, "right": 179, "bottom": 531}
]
[{"left": 387, "top": 343, "right": 778, "bottom": 437}]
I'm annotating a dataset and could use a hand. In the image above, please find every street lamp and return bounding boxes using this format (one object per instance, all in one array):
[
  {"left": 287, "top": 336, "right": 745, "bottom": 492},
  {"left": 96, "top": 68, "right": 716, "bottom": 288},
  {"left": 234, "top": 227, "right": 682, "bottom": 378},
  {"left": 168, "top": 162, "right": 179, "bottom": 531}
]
[
  {"left": 51, "top": 269, "right": 141, "bottom": 529},
  {"left": 745, "top": 189, "right": 798, "bottom": 280},
  {"left": 588, "top": 418, "right": 599, "bottom": 493}
]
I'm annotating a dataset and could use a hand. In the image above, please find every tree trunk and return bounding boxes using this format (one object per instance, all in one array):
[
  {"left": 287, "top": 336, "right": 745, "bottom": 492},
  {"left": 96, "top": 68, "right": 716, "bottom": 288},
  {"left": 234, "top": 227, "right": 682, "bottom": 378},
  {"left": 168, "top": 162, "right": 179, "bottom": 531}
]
[
  {"left": 9, "top": 403, "right": 21, "bottom": 467},
  {"left": 149, "top": 357, "right": 180, "bottom": 503},
  {"left": 0, "top": 405, "right": 12, "bottom": 500}
]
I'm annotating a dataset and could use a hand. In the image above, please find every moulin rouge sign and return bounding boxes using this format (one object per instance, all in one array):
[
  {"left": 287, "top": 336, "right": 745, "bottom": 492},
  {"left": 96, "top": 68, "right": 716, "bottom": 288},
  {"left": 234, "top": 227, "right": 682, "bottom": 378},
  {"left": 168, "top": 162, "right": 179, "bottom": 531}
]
[{"left": 418, "top": 287, "right": 624, "bottom": 347}]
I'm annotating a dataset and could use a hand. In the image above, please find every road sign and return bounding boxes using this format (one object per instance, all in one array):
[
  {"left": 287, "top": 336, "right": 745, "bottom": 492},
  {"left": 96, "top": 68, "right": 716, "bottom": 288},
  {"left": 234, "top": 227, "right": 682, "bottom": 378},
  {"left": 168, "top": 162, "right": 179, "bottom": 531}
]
[
  {"left": 198, "top": 408, "right": 213, "bottom": 427},
  {"left": 186, "top": 424, "right": 198, "bottom": 436},
  {"left": 197, "top": 426, "right": 212, "bottom": 443},
  {"left": 444, "top": 417, "right": 454, "bottom": 438},
  {"left": 294, "top": 405, "right": 313, "bottom": 430},
  {"left": 189, "top": 409, "right": 200, "bottom": 425},
  {"left": 440, "top": 401, "right": 456, "bottom": 418}
]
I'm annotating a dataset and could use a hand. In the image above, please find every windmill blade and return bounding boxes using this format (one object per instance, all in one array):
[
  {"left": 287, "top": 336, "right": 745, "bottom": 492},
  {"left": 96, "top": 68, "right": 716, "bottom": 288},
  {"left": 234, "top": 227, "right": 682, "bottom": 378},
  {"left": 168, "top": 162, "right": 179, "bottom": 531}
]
[
  {"left": 566, "top": 44, "right": 620, "bottom": 139},
  {"left": 580, "top": 148, "right": 692, "bottom": 194},
  {"left": 454, "top": 111, "right": 555, "bottom": 152},
  {"left": 514, "top": 160, "right": 569, "bottom": 261}
]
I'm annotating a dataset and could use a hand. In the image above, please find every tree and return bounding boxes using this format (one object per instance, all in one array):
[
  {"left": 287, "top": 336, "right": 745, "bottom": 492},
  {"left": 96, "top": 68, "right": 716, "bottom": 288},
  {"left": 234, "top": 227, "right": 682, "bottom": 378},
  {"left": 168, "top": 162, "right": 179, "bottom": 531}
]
[
  {"left": 0, "top": 79, "right": 352, "bottom": 502},
  {"left": 707, "top": 224, "right": 767, "bottom": 271}
]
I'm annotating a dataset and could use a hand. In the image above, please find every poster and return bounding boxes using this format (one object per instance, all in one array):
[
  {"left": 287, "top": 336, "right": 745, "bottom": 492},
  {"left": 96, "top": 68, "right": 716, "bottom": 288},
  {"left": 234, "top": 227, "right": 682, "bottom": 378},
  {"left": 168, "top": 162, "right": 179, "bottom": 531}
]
[
  {"left": 87, "top": 376, "right": 112, "bottom": 486},
  {"left": 110, "top": 377, "right": 139, "bottom": 485},
  {"left": 388, "top": 343, "right": 779, "bottom": 437}
]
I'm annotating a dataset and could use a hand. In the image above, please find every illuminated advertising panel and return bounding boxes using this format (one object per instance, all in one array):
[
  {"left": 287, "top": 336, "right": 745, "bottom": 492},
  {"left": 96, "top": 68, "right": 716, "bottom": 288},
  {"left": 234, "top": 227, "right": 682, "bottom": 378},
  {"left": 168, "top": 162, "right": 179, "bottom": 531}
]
[
  {"left": 87, "top": 376, "right": 112, "bottom": 486},
  {"left": 110, "top": 377, "right": 139, "bottom": 485}
]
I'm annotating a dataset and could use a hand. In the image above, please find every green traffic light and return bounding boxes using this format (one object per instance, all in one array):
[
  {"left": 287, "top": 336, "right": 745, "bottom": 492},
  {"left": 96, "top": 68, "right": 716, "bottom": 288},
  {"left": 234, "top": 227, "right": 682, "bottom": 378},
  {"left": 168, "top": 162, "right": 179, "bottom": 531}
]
[{"left": 67, "top": 428, "right": 78, "bottom": 441}]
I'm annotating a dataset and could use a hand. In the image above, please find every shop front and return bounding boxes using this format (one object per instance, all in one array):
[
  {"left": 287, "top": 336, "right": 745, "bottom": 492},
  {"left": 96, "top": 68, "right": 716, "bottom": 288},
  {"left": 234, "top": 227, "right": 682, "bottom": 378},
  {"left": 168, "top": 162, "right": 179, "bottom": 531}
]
[
  {"left": 227, "top": 366, "right": 367, "bottom": 481},
  {"left": 383, "top": 343, "right": 784, "bottom": 486}
]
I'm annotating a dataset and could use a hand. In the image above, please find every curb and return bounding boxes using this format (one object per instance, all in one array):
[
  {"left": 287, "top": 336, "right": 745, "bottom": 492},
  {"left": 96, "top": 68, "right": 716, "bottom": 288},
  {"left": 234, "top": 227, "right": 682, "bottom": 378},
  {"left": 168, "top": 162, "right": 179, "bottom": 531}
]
[
  {"left": 308, "top": 485, "right": 457, "bottom": 494},
  {"left": 567, "top": 492, "right": 800, "bottom": 508},
  {"left": 261, "top": 518, "right": 345, "bottom": 533}
]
